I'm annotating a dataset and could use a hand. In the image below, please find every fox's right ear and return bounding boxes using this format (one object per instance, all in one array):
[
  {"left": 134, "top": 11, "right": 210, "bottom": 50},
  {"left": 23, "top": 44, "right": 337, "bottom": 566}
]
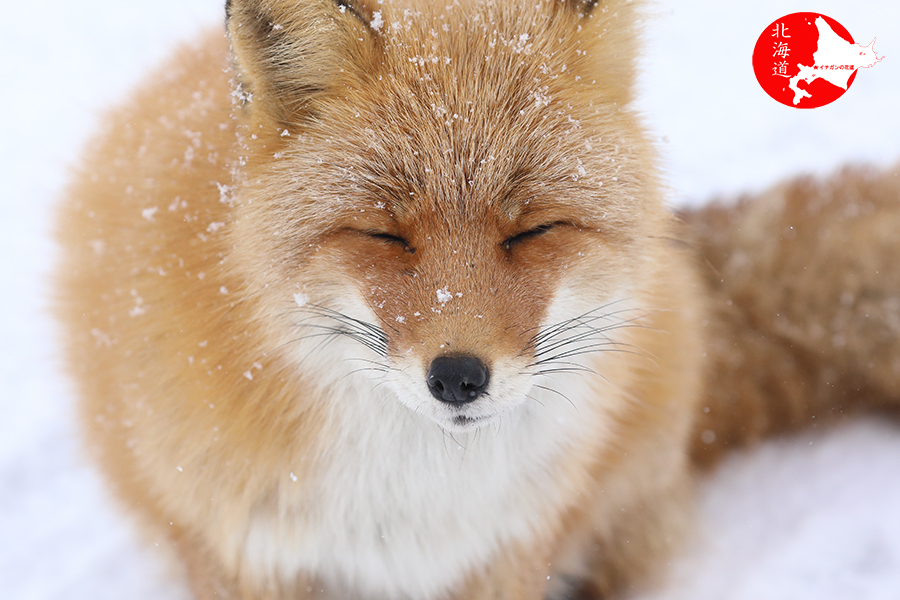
[{"left": 226, "top": 0, "right": 381, "bottom": 130}]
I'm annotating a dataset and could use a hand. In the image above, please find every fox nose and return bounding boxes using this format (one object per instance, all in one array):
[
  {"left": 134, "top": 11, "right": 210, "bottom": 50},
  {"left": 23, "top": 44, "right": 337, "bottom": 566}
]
[{"left": 426, "top": 356, "right": 490, "bottom": 405}]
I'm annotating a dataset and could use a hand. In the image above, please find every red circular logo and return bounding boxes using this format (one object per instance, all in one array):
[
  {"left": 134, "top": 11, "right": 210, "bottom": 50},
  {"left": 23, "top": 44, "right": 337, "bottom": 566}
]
[{"left": 753, "top": 13, "right": 871, "bottom": 109}]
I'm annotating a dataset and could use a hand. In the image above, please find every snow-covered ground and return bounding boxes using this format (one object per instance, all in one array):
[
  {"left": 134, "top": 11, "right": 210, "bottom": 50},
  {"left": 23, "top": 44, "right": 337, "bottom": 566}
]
[{"left": 1, "top": 1, "right": 898, "bottom": 599}]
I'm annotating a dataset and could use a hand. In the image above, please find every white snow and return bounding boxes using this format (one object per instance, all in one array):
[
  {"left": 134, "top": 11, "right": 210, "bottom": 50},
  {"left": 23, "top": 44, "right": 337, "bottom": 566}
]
[
  {"left": 1, "top": 1, "right": 898, "bottom": 599},
  {"left": 370, "top": 10, "right": 384, "bottom": 33},
  {"left": 436, "top": 287, "right": 453, "bottom": 305}
]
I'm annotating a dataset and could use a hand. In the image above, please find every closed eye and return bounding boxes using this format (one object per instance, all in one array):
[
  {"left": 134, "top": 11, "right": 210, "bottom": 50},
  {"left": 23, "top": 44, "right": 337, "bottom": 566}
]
[
  {"left": 502, "top": 222, "right": 559, "bottom": 250},
  {"left": 366, "top": 231, "right": 416, "bottom": 253}
]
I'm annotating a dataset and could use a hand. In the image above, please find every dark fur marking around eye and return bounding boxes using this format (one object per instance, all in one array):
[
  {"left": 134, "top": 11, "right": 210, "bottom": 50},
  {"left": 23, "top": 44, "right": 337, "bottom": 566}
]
[
  {"left": 366, "top": 231, "right": 416, "bottom": 254},
  {"left": 503, "top": 223, "right": 558, "bottom": 250}
]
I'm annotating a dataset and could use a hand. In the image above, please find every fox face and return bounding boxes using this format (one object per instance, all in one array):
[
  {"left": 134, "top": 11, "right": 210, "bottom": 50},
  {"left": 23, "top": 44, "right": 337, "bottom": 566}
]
[
  {"left": 57, "top": 1, "right": 714, "bottom": 596},
  {"left": 227, "top": 0, "right": 664, "bottom": 432}
]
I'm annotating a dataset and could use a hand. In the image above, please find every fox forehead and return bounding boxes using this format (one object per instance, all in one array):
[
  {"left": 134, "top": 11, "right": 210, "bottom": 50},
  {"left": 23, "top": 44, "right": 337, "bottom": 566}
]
[
  {"left": 234, "top": 0, "right": 657, "bottom": 270},
  {"left": 284, "top": 8, "right": 628, "bottom": 225}
]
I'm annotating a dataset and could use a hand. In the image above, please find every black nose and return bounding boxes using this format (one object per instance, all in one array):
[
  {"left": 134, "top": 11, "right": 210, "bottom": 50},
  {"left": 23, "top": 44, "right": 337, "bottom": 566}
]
[{"left": 426, "top": 355, "right": 490, "bottom": 405}]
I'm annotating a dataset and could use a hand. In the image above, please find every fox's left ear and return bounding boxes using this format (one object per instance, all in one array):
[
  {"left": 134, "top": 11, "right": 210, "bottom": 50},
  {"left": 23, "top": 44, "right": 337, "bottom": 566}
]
[{"left": 226, "top": 0, "right": 381, "bottom": 130}]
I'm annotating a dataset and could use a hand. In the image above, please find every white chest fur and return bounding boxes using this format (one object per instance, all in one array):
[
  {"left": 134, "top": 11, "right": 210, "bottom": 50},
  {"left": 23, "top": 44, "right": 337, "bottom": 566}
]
[{"left": 241, "top": 369, "right": 610, "bottom": 599}]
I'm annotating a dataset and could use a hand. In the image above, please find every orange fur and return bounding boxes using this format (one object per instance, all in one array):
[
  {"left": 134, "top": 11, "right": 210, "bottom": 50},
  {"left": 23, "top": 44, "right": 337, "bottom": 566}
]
[
  {"left": 55, "top": 1, "right": 898, "bottom": 598},
  {"left": 686, "top": 164, "right": 900, "bottom": 467}
]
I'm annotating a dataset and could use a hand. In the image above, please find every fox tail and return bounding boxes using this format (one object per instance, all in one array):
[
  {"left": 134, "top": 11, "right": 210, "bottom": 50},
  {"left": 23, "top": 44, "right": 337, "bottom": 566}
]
[{"left": 682, "top": 164, "right": 900, "bottom": 467}]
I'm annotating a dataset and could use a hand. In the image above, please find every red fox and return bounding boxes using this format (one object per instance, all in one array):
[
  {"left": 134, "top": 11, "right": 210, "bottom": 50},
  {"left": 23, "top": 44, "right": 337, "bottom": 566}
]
[{"left": 55, "top": 0, "right": 900, "bottom": 598}]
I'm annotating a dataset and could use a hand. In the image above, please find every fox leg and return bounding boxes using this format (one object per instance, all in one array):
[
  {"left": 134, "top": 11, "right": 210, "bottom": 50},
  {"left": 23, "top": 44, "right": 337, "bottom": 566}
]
[
  {"left": 454, "top": 471, "right": 690, "bottom": 600},
  {"left": 544, "top": 474, "right": 692, "bottom": 600},
  {"left": 176, "top": 533, "right": 318, "bottom": 600},
  {"left": 455, "top": 544, "right": 554, "bottom": 600},
  {"left": 185, "top": 563, "right": 317, "bottom": 600}
]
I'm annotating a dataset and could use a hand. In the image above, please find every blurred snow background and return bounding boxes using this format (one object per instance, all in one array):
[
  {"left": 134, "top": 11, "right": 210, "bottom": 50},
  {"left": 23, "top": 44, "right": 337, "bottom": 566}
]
[{"left": 1, "top": 1, "right": 898, "bottom": 599}]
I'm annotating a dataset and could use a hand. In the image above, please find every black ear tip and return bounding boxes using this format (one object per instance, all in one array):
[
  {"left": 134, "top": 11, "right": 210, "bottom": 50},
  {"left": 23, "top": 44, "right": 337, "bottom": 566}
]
[{"left": 225, "top": 0, "right": 233, "bottom": 20}]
